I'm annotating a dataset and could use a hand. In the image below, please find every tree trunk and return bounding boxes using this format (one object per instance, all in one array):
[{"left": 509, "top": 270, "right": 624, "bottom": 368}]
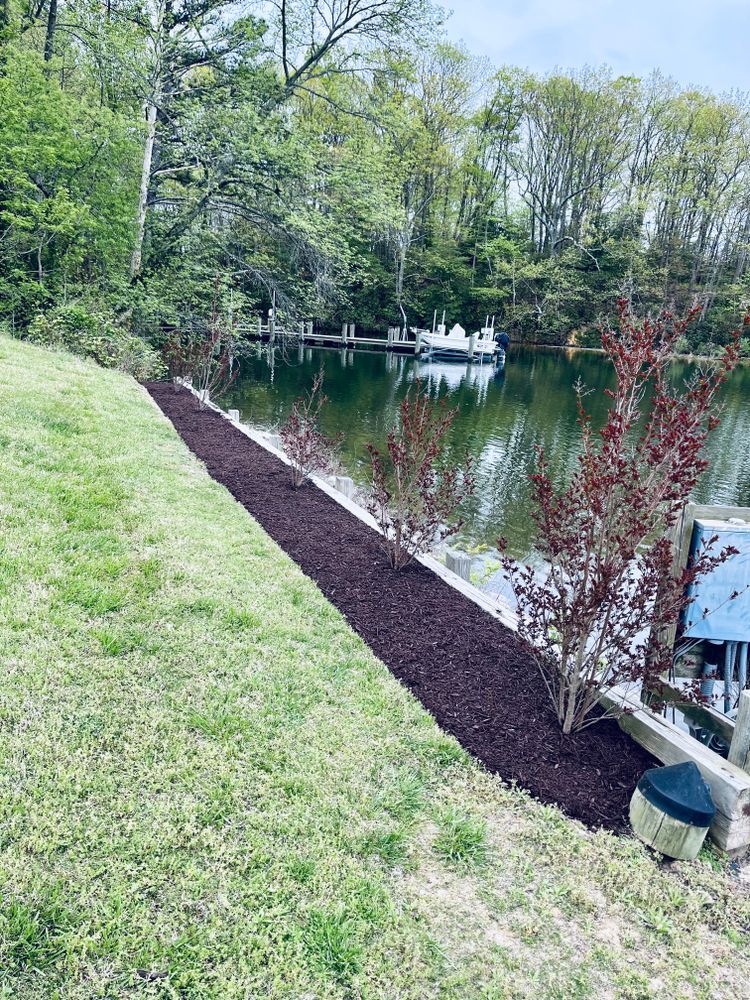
[
  {"left": 43, "top": 0, "right": 57, "bottom": 62},
  {"left": 130, "top": 98, "right": 158, "bottom": 279}
]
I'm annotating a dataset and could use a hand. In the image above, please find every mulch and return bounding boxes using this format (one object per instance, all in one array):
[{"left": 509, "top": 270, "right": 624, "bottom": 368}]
[{"left": 146, "top": 382, "right": 657, "bottom": 831}]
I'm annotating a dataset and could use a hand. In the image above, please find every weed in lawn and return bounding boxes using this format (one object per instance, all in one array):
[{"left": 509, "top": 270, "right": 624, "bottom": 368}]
[
  {"left": 287, "top": 856, "right": 317, "bottom": 885},
  {"left": 187, "top": 708, "right": 249, "bottom": 741},
  {"left": 92, "top": 627, "right": 147, "bottom": 656},
  {"left": 303, "top": 906, "right": 362, "bottom": 985},
  {"left": 0, "top": 891, "right": 77, "bottom": 973},
  {"left": 196, "top": 779, "right": 236, "bottom": 829},
  {"left": 58, "top": 579, "right": 126, "bottom": 615},
  {"left": 222, "top": 608, "right": 262, "bottom": 631},
  {"left": 357, "top": 829, "right": 408, "bottom": 867},
  {"left": 433, "top": 810, "right": 488, "bottom": 869}
]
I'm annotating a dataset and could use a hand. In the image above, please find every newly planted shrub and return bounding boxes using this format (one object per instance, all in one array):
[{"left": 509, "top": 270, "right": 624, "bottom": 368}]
[
  {"left": 279, "top": 369, "right": 340, "bottom": 488},
  {"left": 501, "top": 301, "right": 744, "bottom": 734},
  {"left": 366, "top": 381, "right": 474, "bottom": 570},
  {"left": 161, "top": 277, "right": 238, "bottom": 407}
]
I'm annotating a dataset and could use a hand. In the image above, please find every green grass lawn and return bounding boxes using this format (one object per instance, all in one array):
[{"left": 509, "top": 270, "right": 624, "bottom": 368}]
[{"left": 1, "top": 335, "right": 749, "bottom": 999}]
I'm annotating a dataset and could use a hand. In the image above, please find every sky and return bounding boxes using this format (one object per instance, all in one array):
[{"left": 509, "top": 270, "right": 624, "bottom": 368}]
[{"left": 436, "top": 0, "right": 750, "bottom": 94}]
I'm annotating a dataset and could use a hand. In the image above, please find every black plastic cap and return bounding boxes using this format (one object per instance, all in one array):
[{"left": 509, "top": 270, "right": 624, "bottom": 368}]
[{"left": 637, "top": 761, "right": 716, "bottom": 827}]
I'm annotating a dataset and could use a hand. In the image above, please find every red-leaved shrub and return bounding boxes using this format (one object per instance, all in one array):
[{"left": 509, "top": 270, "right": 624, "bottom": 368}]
[
  {"left": 501, "top": 301, "right": 744, "bottom": 734},
  {"left": 279, "top": 369, "right": 340, "bottom": 488},
  {"left": 366, "top": 380, "right": 475, "bottom": 570}
]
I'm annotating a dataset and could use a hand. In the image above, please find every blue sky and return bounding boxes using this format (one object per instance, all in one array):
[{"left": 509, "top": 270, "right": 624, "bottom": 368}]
[{"left": 436, "top": 0, "right": 750, "bottom": 94}]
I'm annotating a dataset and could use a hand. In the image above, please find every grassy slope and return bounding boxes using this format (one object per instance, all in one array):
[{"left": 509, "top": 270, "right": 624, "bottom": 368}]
[{"left": 0, "top": 335, "right": 748, "bottom": 1000}]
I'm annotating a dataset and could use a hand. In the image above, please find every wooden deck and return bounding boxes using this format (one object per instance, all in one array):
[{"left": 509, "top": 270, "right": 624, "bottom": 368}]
[{"left": 237, "top": 319, "right": 421, "bottom": 354}]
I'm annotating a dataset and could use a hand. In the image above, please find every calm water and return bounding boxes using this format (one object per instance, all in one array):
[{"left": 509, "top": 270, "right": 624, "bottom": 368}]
[{"left": 221, "top": 343, "right": 750, "bottom": 559}]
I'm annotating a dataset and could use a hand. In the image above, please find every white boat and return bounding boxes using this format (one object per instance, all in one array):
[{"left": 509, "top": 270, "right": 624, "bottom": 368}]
[{"left": 416, "top": 312, "right": 498, "bottom": 362}]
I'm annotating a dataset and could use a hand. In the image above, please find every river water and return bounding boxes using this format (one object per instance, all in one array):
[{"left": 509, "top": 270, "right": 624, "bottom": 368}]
[{"left": 221, "top": 342, "right": 750, "bottom": 560}]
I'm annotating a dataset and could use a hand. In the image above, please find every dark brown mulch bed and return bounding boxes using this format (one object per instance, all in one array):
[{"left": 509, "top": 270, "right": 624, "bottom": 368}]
[{"left": 146, "top": 382, "right": 657, "bottom": 831}]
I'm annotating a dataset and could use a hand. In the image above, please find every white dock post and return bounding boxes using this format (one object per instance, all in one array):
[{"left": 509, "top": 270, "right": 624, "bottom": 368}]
[
  {"left": 446, "top": 549, "right": 472, "bottom": 582},
  {"left": 341, "top": 322, "right": 348, "bottom": 344},
  {"left": 414, "top": 330, "right": 422, "bottom": 354},
  {"left": 334, "top": 475, "right": 355, "bottom": 500},
  {"left": 729, "top": 691, "right": 750, "bottom": 772},
  {"left": 228, "top": 409, "right": 240, "bottom": 422},
  {"left": 306, "top": 320, "right": 313, "bottom": 337},
  {"left": 387, "top": 327, "right": 394, "bottom": 349},
  {"left": 468, "top": 333, "right": 476, "bottom": 360},
  {"left": 269, "top": 311, "right": 276, "bottom": 344},
  {"left": 256, "top": 315, "right": 262, "bottom": 338},
  {"left": 348, "top": 323, "right": 356, "bottom": 340}
]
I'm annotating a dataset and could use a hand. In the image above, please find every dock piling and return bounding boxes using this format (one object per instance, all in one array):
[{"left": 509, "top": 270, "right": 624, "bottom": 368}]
[
  {"left": 334, "top": 475, "right": 355, "bottom": 500},
  {"left": 446, "top": 549, "right": 472, "bottom": 582}
]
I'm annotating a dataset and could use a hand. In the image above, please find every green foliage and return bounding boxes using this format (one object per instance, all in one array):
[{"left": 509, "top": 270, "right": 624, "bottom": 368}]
[
  {"left": 0, "top": 49, "right": 139, "bottom": 325},
  {"left": 26, "top": 305, "right": 164, "bottom": 379},
  {"left": 2, "top": 2, "right": 750, "bottom": 359}
]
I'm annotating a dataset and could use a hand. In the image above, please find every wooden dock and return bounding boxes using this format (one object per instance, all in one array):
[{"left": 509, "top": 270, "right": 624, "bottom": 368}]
[{"left": 237, "top": 317, "right": 422, "bottom": 354}]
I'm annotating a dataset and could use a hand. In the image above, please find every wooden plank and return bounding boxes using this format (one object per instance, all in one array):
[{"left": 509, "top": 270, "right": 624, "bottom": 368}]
[
  {"left": 647, "top": 680, "right": 735, "bottom": 744},
  {"left": 729, "top": 691, "right": 750, "bottom": 772}
]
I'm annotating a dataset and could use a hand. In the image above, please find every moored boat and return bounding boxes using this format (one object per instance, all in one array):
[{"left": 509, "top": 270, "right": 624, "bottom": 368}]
[{"left": 415, "top": 312, "right": 498, "bottom": 362}]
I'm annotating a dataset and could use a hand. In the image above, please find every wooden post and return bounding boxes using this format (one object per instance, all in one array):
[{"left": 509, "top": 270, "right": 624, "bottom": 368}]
[
  {"left": 446, "top": 549, "right": 472, "bottom": 582},
  {"left": 414, "top": 330, "right": 422, "bottom": 354},
  {"left": 306, "top": 320, "right": 313, "bottom": 337},
  {"left": 257, "top": 315, "right": 262, "bottom": 338},
  {"left": 630, "top": 786, "right": 712, "bottom": 860},
  {"left": 729, "top": 691, "right": 750, "bottom": 772},
  {"left": 348, "top": 323, "right": 356, "bottom": 340},
  {"left": 334, "top": 475, "right": 355, "bottom": 500},
  {"left": 468, "top": 333, "right": 476, "bottom": 360},
  {"left": 269, "top": 311, "right": 276, "bottom": 344},
  {"left": 228, "top": 409, "right": 240, "bottom": 422},
  {"left": 387, "top": 327, "right": 394, "bottom": 349},
  {"left": 341, "top": 323, "right": 348, "bottom": 344}
]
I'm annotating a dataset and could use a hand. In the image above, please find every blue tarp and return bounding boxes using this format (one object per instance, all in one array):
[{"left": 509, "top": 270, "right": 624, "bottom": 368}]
[{"left": 682, "top": 519, "right": 750, "bottom": 641}]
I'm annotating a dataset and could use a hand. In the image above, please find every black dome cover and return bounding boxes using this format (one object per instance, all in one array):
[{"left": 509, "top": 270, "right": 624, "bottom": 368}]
[{"left": 638, "top": 761, "right": 716, "bottom": 827}]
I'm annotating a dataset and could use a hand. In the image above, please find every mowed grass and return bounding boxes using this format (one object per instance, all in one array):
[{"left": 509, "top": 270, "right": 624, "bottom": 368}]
[{"left": 0, "top": 336, "right": 749, "bottom": 999}]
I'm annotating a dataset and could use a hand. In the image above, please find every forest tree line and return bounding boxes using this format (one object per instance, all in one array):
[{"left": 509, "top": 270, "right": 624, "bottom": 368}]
[{"left": 2, "top": 0, "right": 750, "bottom": 357}]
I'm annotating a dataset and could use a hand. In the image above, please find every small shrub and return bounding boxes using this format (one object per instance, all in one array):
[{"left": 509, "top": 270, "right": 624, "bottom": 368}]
[
  {"left": 26, "top": 304, "right": 164, "bottom": 379},
  {"left": 279, "top": 369, "right": 340, "bottom": 488},
  {"left": 366, "top": 381, "right": 474, "bottom": 570}
]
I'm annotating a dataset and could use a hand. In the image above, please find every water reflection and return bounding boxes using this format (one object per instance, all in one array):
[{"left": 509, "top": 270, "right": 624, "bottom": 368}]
[{"left": 222, "top": 343, "right": 750, "bottom": 559}]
